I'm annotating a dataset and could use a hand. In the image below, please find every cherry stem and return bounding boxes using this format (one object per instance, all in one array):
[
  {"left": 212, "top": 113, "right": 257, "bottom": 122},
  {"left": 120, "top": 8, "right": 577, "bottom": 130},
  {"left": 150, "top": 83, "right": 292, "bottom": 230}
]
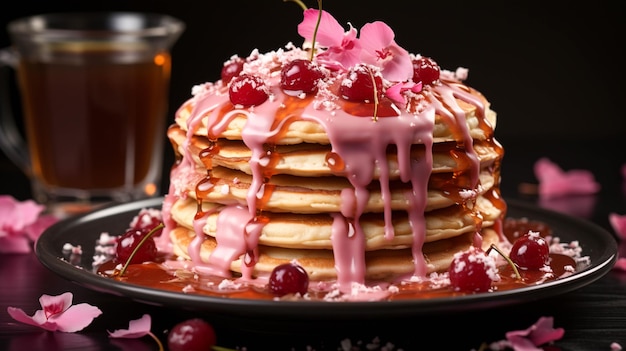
[
  {"left": 309, "top": 0, "right": 323, "bottom": 61},
  {"left": 212, "top": 346, "right": 239, "bottom": 351},
  {"left": 486, "top": 244, "right": 522, "bottom": 280},
  {"left": 284, "top": 0, "right": 307, "bottom": 11},
  {"left": 117, "top": 223, "right": 165, "bottom": 277},
  {"left": 366, "top": 67, "right": 379, "bottom": 122},
  {"left": 148, "top": 332, "right": 164, "bottom": 351},
  {"left": 284, "top": 0, "right": 322, "bottom": 61}
]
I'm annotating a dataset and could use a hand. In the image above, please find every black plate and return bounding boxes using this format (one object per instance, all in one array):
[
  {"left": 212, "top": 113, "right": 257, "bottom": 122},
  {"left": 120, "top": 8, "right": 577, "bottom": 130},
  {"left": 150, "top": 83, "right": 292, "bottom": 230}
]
[{"left": 35, "top": 197, "right": 617, "bottom": 321}]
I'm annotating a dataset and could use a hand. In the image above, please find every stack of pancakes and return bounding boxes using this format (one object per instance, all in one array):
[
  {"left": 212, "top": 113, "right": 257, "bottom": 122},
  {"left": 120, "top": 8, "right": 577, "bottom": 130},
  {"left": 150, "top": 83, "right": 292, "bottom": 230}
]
[{"left": 162, "top": 46, "right": 505, "bottom": 291}]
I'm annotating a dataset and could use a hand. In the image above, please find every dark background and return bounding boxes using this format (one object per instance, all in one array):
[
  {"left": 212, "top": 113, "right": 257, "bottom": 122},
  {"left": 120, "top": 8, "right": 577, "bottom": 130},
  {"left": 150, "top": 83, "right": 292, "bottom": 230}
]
[{"left": 1, "top": 0, "right": 624, "bottom": 199}]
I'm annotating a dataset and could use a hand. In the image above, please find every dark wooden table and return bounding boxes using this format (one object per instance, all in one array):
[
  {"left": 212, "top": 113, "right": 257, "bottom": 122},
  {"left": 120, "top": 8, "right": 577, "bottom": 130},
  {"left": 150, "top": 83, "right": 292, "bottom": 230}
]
[{"left": 1, "top": 139, "right": 625, "bottom": 351}]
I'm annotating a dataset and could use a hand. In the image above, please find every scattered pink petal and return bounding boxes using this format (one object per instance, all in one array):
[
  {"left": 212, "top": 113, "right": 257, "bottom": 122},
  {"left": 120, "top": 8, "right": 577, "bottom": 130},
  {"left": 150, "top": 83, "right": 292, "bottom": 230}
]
[
  {"left": 0, "top": 236, "right": 32, "bottom": 254},
  {"left": 25, "top": 213, "right": 59, "bottom": 241},
  {"left": 108, "top": 314, "right": 152, "bottom": 338},
  {"left": 385, "top": 81, "right": 422, "bottom": 105},
  {"left": 538, "top": 195, "right": 596, "bottom": 219},
  {"left": 0, "top": 195, "right": 59, "bottom": 253},
  {"left": 0, "top": 195, "right": 43, "bottom": 232},
  {"left": 609, "top": 213, "right": 626, "bottom": 240},
  {"left": 611, "top": 341, "right": 623, "bottom": 350},
  {"left": 7, "top": 292, "right": 102, "bottom": 332},
  {"left": 534, "top": 158, "right": 600, "bottom": 199},
  {"left": 504, "top": 316, "right": 564, "bottom": 351}
]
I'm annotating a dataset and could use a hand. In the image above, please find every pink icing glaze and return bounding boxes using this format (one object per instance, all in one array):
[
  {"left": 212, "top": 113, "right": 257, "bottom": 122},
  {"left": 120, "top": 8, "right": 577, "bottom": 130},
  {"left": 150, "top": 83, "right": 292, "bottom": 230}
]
[{"left": 165, "top": 46, "right": 489, "bottom": 294}]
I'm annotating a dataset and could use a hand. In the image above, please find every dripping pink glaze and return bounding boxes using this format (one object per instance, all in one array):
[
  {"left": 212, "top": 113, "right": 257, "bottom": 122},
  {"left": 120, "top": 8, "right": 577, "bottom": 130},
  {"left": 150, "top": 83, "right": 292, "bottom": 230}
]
[
  {"left": 156, "top": 192, "right": 175, "bottom": 253},
  {"left": 188, "top": 212, "right": 211, "bottom": 271},
  {"left": 331, "top": 212, "right": 366, "bottom": 286},
  {"left": 168, "top": 47, "right": 486, "bottom": 294},
  {"left": 194, "top": 205, "right": 253, "bottom": 277},
  {"left": 159, "top": 93, "right": 221, "bottom": 253},
  {"left": 429, "top": 76, "right": 482, "bottom": 186},
  {"left": 301, "top": 101, "right": 436, "bottom": 286}
]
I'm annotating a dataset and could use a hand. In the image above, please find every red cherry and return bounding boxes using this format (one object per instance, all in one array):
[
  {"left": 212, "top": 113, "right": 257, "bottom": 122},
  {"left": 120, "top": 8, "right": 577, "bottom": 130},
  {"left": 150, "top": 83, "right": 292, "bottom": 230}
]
[
  {"left": 280, "top": 59, "right": 324, "bottom": 95},
  {"left": 268, "top": 262, "right": 309, "bottom": 296},
  {"left": 340, "top": 64, "right": 383, "bottom": 102},
  {"left": 167, "top": 318, "right": 216, "bottom": 351},
  {"left": 228, "top": 73, "right": 269, "bottom": 107},
  {"left": 448, "top": 246, "right": 498, "bottom": 293},
  {"left": 221, "top": 56, "right": 245, "bottom": 84},
  {"left": 412, "top": 56, "right": 440, "bottom": 85},
  {"left": 128, "top": 208, "right": 162, "bottom": 232},
  {"left": 115, "top": 228, "right": 158, "bottom": 264},
  {"left": 509, "top": 231, "right": 550, "bottom": 270}
]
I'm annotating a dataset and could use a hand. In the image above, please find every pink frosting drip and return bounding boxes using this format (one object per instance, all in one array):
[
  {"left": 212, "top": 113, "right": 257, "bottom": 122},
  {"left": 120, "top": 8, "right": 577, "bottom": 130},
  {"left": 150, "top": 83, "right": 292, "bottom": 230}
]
[{"left": 167, "top": 48, "right": 485, "bottom": 293}]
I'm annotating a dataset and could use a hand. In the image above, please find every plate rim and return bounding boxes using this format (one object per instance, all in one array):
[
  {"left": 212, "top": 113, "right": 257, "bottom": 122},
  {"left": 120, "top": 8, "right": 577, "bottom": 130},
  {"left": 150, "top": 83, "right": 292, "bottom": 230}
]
[{"left": 35, "top": 197, "right": 618, "bottom": 319}]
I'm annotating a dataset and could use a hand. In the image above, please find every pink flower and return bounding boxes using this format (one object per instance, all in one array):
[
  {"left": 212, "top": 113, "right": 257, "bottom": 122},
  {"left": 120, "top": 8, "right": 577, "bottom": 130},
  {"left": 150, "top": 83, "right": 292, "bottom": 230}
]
[
  {"left": 359, "top": 21, "right": 412, "bottom": 81},
  {"left": 297, "top": 9, "right": 413, "bottom": 83},
  {"left": 298, "top": 9, "right": 361, "bottom": 70},
  {"left": 534, "top": 158, "right": 600, "bottom": 199},
  {"left": 108, "top": 314, "right": 152, "bottom": 338},
  {"left": 0, "top": 195, "right": 59, "bottom": 253},
  {"left": 609, "top": 213, "right": 626, "bottom": 241},
  {"left": 7, "top": 292, "right": 102, "bottom": 332}
]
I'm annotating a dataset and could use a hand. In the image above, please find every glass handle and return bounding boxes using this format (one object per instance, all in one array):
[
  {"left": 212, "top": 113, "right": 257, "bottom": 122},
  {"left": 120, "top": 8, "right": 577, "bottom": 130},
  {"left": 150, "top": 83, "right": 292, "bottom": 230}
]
[{"left": 0, "top": 47, "right": 31, "bottom": 176}]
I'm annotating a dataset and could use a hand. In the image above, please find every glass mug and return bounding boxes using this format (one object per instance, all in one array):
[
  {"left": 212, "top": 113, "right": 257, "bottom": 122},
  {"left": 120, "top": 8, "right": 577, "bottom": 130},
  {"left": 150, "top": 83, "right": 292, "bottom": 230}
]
[{"left": 0, "top": 12, "right": 184, "bottom": 217}]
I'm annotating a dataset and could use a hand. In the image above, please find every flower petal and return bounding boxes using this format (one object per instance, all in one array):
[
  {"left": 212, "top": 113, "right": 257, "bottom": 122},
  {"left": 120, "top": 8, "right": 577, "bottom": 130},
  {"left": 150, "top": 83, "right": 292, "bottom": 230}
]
[
  {"left": 506, "top": 334, "right": 542, "bottom": 351},
  {"left": 385, "top": 82, "right": 421, "bottom": 105},
  {"left": 534, "top": 158, "right": 600, "bottom": 199},
  {"left": 40, "top": 292, "right": 73, "bottom": 318},
  {"left": 7, "top": 307, "right": 46, "bottom": 328},
  {"left": 505, "top": 316, "right": 564, "bottom": 348},
  {"left": 0, "top": 236, "right": 32, "bottom": 254},
  {"left": 526, "top": 316, "right": 565, "bottom": 346},
  {"left": 378, "top": 44, "right": 412, "bottom": 81},
  {"left": 24, "top": 214, "right": 59, "bottom": 242},
  {"left": 609, "top": 213, "right": 626, "bottom": 240},
  {"left": 298, "top": 9, "right": 344, "bottom": 47},
  {"left": 0, "top": 195, "right": 45, "bottom": 234},
  {"left": 360, "top": 21, "right": 394, "bottom": 53},
  {"left": 315, "top": 33, "right": 361, "bottom": 71},
  {"left": 108, "top": 314, "right": 152, "bottom": 338},
  {"left": 9, "top": 293, "right": 101, "bottom": 332},
  {"left": 359, "top": 21, "right": 412, "bottom": 81},
  {"left": 0, "top": 195, "right": 57, "bottom": 253},
  {"left": 50, "top": 303, "right": 103, "bottom": 333}
]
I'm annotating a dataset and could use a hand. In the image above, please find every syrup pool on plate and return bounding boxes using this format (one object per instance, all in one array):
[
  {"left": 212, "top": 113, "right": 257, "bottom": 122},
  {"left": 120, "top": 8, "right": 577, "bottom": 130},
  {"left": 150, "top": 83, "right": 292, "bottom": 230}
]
[{"left": 63, "top": 209, "right": 591, "bottom": 302}]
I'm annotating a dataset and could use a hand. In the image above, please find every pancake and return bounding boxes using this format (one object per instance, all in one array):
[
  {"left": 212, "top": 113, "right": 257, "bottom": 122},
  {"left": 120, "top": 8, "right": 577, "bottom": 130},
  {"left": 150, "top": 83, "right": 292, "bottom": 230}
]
[
  {"left": 167, "top": 124, "right": 502, "bottom": 178},
  {"left": 173, "top": 92, "right": 498, "bottom": 145},
  {"left": 169, "top": 194, "right": 503, "bottom": 250},
  {"left": 169, "top": 225, "right": 502, "bottom": 280},
  {"left": 170, "top": 164, "right": 497, "bottom": 214},
  {"left": 160, "top": 10, "right": 506, "bottom": 295}
]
